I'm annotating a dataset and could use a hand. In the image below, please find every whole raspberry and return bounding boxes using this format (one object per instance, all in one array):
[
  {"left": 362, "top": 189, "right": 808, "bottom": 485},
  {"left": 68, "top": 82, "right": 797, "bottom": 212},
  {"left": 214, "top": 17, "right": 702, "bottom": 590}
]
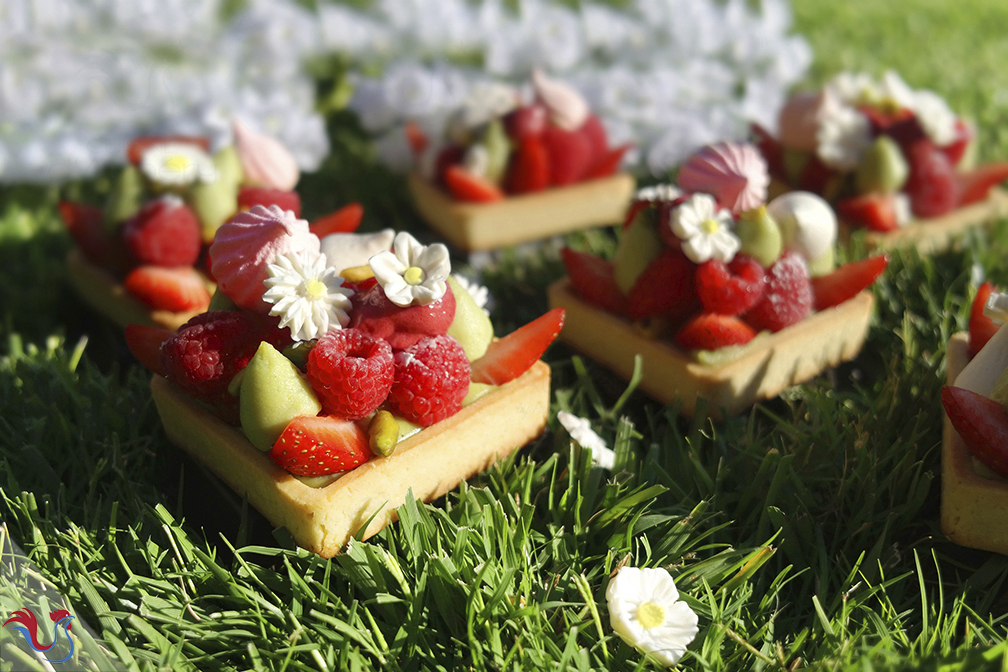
[
  {"left": 388, "top": 335, "right": 470, "bottom": 427},
  {"left": 306, "top": 329, "right": 393, "bottom": 419},
  {"left": 743, "top": 252, "right": 812, "bottom": 332},
  {"left": 695, "top": 255, "right": 766, "bottom": 316}
]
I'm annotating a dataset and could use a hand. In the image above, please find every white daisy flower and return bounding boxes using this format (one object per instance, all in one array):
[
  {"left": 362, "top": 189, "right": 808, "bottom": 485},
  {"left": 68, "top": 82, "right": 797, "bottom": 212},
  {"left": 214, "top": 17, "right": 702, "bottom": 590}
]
[
  {"left": 140, "top": 142, "right": 218, "bottom": 187},
  {"left": 263, "top": 249, "right": 353, "bottom": 342},
  {"left": 606, "top": 566, "right": 699, "bottom": 667},
  {"left": 670, "top": 193, "right": 739, "bottom": 264},
  {"left": 816, "top": 100, "right": 872, "bottom": 170},
  {"left": 452, "top": 273, "right": 490, "bottom": 315},
  {"left": 369, "top": 231, "right": 450, "bottom": 307},
  {"left": 635, "top": 184, "right": 683, "bottom": 203},
  {"left": 557, "top": 411, "right": 615, "bottom": 470}
]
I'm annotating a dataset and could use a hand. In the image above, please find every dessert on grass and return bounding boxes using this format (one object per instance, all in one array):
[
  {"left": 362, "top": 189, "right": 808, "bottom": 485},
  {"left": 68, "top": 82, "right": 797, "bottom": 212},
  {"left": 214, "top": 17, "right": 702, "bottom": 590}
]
[
  {"left": 754, "top": 70, "right": 1008, "bottom": 245},
  {"left": 129, "top": 209, "right": 563, "bottom": 556},
  {"left": 405, "top": 70, "right": 636, "bottom": 251},
  {"left": 61, "top": 120, "right": 364, "bottom": 329},
  {"left": 549, "top": 141, "right": 888, "bottom": 418}
]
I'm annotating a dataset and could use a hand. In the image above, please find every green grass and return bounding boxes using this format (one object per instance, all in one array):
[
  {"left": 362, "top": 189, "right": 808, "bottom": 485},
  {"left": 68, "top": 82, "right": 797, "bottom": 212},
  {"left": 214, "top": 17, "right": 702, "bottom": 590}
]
[{"left": 6, "top": 1, "right": 1008, "bottom": 669}]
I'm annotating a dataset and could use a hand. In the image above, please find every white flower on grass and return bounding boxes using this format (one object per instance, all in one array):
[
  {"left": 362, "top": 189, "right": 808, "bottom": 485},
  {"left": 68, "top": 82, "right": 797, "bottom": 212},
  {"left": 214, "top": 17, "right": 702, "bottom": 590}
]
[
  {"left": 670, "top": 193, "right": 739, "bottom": 264},
  {"left": 635, "top": 184, "right": 682, "bottom": 203},
  {"left": 140, "top": 142, "right": 218, "bottom": 187},
  {"left": 557, "top": 411, "right": 615, "bottom": 470},
  {"left": 606, "top": 566, "right": 699, "bottom": 667},
  {"left": 263, "top": 249, "right": 353, "bottom": 342},
  {"left": 370, "top": 231, "right": 450, "bottom": 307},
  {"left": 452, "top": 273, "right": 490, "bottom": 315}
]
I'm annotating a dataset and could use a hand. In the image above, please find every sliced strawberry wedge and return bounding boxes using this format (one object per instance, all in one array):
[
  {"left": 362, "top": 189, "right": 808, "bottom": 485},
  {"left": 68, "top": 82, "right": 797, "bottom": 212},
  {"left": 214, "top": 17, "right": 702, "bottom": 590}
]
[
  {"left": 506, "top": 136, "right": 550, "bottom": 194},
  {"left": 674, "top": 313, "right": 756, "bottom": 350},
  {"left": 942, "top": 385, "right": 1008, "bottom": 479},
  {"left": 583, "top": 144, "right": 631, "bottom": 180},
  {"left": 470, "top": 308, "right": 565, "bottom": 385},
  {"left": 969, "top": 281, "right": 999, "bottom": 358},
  {"left": 271, "top": 415, "right": 372, "bottom": 477},
  {"left": 543, "top": 125, "right": 592, "bottom": 186},
  {"left": 126, "top": 136, "right": 210, "bottom": 165},
  {"left": 444, "top": 165, "right": 505, "bottom": 203},
  {"left": 810, "top": 255, "right": 889, "bottom": 311},
  {"left": 125, "top": 324, "right": 172, "bottom": 375},
  {"left": 626, "top": 249, "right": 698, "bottom": 322},
  {"left": 939, "top": 118, "right": 975, "bottom": 168},
  {"left": 59, "top": 201, "right": 113, "bottom": 265},
  {"left": 123, "top": 265, "right": 211, "bottom": 312},
  {"left": 310, "top": 203, "right": 364, "bottom": 237},
  {"left": 404, "top": 121, "right": 429, "bottom": 157},
  {"left": 835, "top": 192, "right": 901, "bottom": 232},
  {"left": 561, "top": 247, "right": 626, "bottom": 314},
  {"left": 955, "top": 162, "right": 1008, "bottom": 207}
]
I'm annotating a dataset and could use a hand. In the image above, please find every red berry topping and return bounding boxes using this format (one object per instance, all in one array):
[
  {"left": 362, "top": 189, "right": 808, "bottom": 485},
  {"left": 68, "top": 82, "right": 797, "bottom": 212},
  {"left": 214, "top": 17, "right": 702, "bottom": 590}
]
[
  {"left": 955, "top": 162, "right": 1008, "bottom": 207},
  {"left": 968, "top": 281, "right": 999, "bottom": 358},
  {"left": 306, "top": 329, "right": 394, "bottom": 420},
  {"left": 470, "top": 308, "right": 564, "bottom": 386},
  {"left": 674, "top": 313, "right": 756, "bottom": 350},
  {"left": 560, "top": 247, "right": 626, "bottom": 314},
  {"left": 695, "top": 255, "right": 766, "bottom": 316},
  {"left": 902, "top": 140, "right": 957, "bottom": 218},
  {"left": 810, "top": 255, "right": 889, "bottom": 311},
  {"left": 309, "top": 203, "right": 364, "bottom": 238},
  {"left": 543, "top": 125, "right": 592, "bottom": 186},
  {"left": 351, "top": 284, "right": 456, "bottom": 350},
  {"left": 122, "top": 265, "right": 210, "bottom": 312},
  {"left": 743, "top": 252, "right": 812, "bottom": 333},
  {"left": 835, "top": 192, "right": 901, "bottom": 232},
  {"left": 127, "top": 136, "right": 209, "bottom": 165},
  {"left": 388, "top": 335, "right": 470, "bottom": 427},
  {"left": 237, "top": 186, "right": 302, "bottom": 217},
  {"left": 583, "top": 144, "right": 631, "bottom": 180},
  {"left": 942, "top": 385, "right": 1008, "bottom": 479},
  {"left": 271, "top": 415, "right": 372, "bottom": 477},
  {"left": 506, "top": 136, "right": 551, "bottom": 194},
  {"left": 578, "top": 114, "right": 609, "bottom": 163},
  {"left": 122, "top": 196, "right": 202, "bottom": 267},
  {"left": 503, "top": 104, "right": 548, "bottom": 140},
  {"left": 443, "top": 165, "right": 504, "bottom": 202},
  {"left": 625, "top": 249, "right": 699, "bottom": 323}
]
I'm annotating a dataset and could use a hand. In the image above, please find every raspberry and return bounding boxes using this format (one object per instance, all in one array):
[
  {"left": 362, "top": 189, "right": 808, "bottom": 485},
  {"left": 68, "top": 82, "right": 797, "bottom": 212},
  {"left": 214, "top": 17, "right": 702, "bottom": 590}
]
[
  {"left": 122, "top": 195, "right": 202, "bottom": 267},
  {"left": 902, "top": 140, "right": 958, "bottom": 218},
  {"left": 695, "top": 255, "right": 766, "bottom": 316},
  {"left": 743, "top": 252, "right": 812, "bottom": 332},
  {"left": 306, "top": 329, "right": 394, "bottom": 419},
  {"left": 388, "top": 335, "right": 470, "bottom": 427}
]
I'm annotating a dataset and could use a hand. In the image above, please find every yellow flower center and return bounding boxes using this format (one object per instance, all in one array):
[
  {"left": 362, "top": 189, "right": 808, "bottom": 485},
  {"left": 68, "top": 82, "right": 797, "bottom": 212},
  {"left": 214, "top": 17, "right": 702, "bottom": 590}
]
[
  {"left": 304, "top": 279, "right": 327, "bottom": 300},
  {"left": 403, "top": 266, "right": 425, "bottom": 285},
  {"left": 164, "top": 155, "right": 192, "bottom": 173},
  {"left": 701, "top": 218, "right": 720, "bottom": 235},
  {"left": 636, "top": 601, "right": 666, "bottom": 630}
]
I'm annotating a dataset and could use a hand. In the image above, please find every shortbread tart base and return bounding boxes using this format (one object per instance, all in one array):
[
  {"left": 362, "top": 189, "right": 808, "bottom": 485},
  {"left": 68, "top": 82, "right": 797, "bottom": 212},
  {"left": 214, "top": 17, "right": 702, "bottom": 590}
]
[
  {"left": 548, "top": 277, "right": 874, "bottom": 419},
  {"left": 66, "top": 248, "right": 212, "bottom": 330},
  {"left": 941, "top": 332, "right": 1008, "bottom": 555},
  {"left": 151, "top": 360, "right": 551, "bottom": 558},
  {"left": 408, "top": 173, "right": 636, "bottom": 252}
]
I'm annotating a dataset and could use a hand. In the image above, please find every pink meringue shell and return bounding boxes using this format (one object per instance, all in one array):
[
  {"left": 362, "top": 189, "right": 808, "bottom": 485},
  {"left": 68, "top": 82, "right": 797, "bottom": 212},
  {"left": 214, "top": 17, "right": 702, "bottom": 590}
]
[
  {"left": 209, "top": 205, "right": 320, "bottom": 313},
  {"left": 676, "top": 142, "right": 769, "bottom": 215},
  {"left": 777, "top": 91, "right": 827, "bottom": 152},
  {"left": 531, "top": 69, "right": 590, "bottom": 131},
  {"left": 233, "top": 119, "right": 300, "bottom": 191}
]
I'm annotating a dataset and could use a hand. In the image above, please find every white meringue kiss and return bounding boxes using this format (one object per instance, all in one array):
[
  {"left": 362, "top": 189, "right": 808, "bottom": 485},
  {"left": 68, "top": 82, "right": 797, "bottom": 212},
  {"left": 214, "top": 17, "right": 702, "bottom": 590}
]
[{"left": 765, "top": 191, "right": 837, "bottom": 263}]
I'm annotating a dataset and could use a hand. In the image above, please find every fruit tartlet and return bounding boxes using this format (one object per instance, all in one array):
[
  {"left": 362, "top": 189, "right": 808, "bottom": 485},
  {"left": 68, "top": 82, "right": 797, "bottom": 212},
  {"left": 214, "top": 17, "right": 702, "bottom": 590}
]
[
  {"left": 754, "top": 70, "right": 1008, "bottom": 252},
  {"left": 548, "top": 141, "right": 888, "bottom": 418},
  {"left": 62, "top": 120, "right": 364, "bottom": 330},
  {"left": 941, "top": 284, "right": 1008, "bottom": 555},
  {"left": 406, "top": 70, "right": 636, "bottom": 251},
  {"left": 131, "top": 206, "right": 561, "bottom": 557}
]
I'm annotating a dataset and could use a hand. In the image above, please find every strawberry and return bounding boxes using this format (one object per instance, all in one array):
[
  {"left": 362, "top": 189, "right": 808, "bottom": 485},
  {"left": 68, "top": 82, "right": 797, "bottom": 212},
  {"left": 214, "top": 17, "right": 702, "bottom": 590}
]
[
  {"left": 955, "top": 162, "right": 1008, "bottom": 207},
  {"left": 443, "top": 165, "right": 505, "bottom": 202},
  {"left": 797, "top": 154, "right": 836, "bottom": 194},
  {"left": 743, "top": 252, "right": 812, "bottom": 332},
  {"left": 123, "top": 265, "right": 210, "bottom": 312},
  {"left": 578, "top": 114, "right": 609, "bottom": 163},
  {"left": 503, "top": 104, "right": 548, "bottom": 140},
  {"left": 309, "top": 203, "right": 364, "bottom": 238},
  {"left": 126, "top": 135, "right": 209, "bottom": 165},
  {"left": 433, "top": 145, "right": 465, "bottom": 188},
  {"left": 270, "top": 415, "right": 372, "bottom": 477},
  {"left": 124, "top": 324, "right": 172, "bottom": 375},
  {"left": 404, "top": 121, "right": 429, "bottom": 157},
  {"left": 543, "top": 125, "right": 592, "bottom": 186},
  {"left": 560, "top": 247, "right": 626, "bottom": 314},
  {"left": 940, "top": 118, "right": 974, "bottom": 167},
  {"left": 122, "top": 196, "right": 202, "bottom": 267},
  {"left": 750, "top": 123, "right": 785, "bottom": 179},
  {"left": 674, "top": 313, "right": 756, "bottom": 350},
  {"left": 835, "top": 192, "right": 901, "bottom": 232},
  {"left": 470, "top": 308, "right": 565, "bottom": 385},
  {"left": 810, "top": 255, "right": 889, "bottom": 311},
  {"left": 58, "top": 201, "right": 121, "bottom": 267},
  {"left": 902, "top": 140, "right": 957, "bottom": 218},
  {"left": 941, "top": 385, "right": 1008, "bottom": 479},
  {"left": 695, "top": 255, "right": 766, "bottom": 316},
  {"left": 506, "top": 136, "right": 551, "bottom": 194},
  {"left": 583, "top": 144, "right": 631, "bottom": 180},
  {"left": 968, "top": 281, "right": 999, "bottom": 358},
  {"left": 237, "top": 186, "right": 302, "bottom": 217},
  {"left": 879, "top": 113, "right": 926, "bottom": 148},
  {"left": 626, "top": 249, "right": 699, "bottom": 323}
]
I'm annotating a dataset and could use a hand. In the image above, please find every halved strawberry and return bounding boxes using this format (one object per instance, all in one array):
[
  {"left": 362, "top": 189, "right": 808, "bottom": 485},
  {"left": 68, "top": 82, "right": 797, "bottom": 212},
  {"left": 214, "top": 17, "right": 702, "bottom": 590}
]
[
  {"left": 578, "top": 114, "right": 609, "bottom": 163},
  {"left": 470, "top": 308, "right": 565, "bottom": 385},
  {"left": 955, "top": 162, "right": 1008, "bottom": 207},
  {"left": 674, "top": 313, "right": 756, "bottom": 350},
  {"left": 810, "top": 255, "right": 889, "bottom": 311},
  {"left": 626, "top": 249, "right": 698, "bottom": 323},
  {"left": 122, "top": 196, "right": 202, "bottom": 267},
  {"left": 123, "top": 265, "right": 211, "bottom": 312},
  {"left": 310, "top": 203, "right": 364, "bottom": 238},
  {"left": 835, "top": 192, "right": 901, "bottom": 232},
  {"left": 942, "top": 385, "right": 1008, "bottom": 479},
  {"left": 583, "top": 144, "right": 631, "bottom": 180},
  {"left": 543, "top": 125, "right": 592, "bottom": 186},
  {"left": 903, "top": 140, "right": 957, "bottom": 218},
  {"left": 443, "top": 165, "right": 504, "bottom": 203},
  {"left": 404, "top": 121, "right": 429, "bottom": 157},
  {"left": 126, "top": 136, "right": 210, "bottom": 165},
  {"left": 695, "top": 255, "right": 765, "bottom": 316},
  {"left": 270, "top": 415, "right": 372, "bottom": 477},
  {"left": 969, "top": 281, "right": 999, "bottom": 358},
  {"left": 124, "top": 324, "right": 172, "bottom": 375},
  {"left": 561, "top": 247, "right": 626, "bottom": 314},
  {"left": 237, "top": 187, "right": 302, "bottom": 217},
  {"left": 506, "top": 136, "right": 550, "bottom": 194},
  {"left": 59, "top": 201, "right": 115, "bottom": 266}
]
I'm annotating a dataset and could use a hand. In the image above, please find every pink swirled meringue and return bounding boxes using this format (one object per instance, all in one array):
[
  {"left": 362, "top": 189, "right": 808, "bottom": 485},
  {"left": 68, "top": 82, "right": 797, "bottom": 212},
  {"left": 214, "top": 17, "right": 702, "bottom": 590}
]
[
  {"left": 210, "top": 205, "right": 320, "bottom": 313},
  {"left": 676, "top": 142, "right": 770, "bottom": 215},
  {"left": 233, "top": 119, "right": 300, "bottom": 191},
  {"left": 531, "top": 69, "right": 589, "bottom": 131}
]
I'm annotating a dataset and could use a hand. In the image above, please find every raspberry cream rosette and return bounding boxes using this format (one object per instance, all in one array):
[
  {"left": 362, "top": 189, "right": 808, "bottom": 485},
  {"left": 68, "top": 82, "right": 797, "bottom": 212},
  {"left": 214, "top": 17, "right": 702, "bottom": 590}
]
[
  {"left": 548, "top": 141, "right": 889, "bottom": 418},
  {"left": 135, "top": 210, "right": 563, "bottom": 556}
]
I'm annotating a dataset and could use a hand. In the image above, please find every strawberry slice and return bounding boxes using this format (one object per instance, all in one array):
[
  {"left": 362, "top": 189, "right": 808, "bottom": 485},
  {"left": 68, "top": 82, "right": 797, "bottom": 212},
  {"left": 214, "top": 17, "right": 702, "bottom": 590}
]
[
  {"left": 940, "top": 118, "right": 975, "bottom": 168},
  {"left": 404, "top": 121, "right": 429, "bottom": 157},
  {"left": 270, "top": 415, "right": 372, "bottom": 477},
  {"left": 626, "top": 249, "right": 699, "bottom": 322},
  {"left": 123, "top": 265, "right": 211, "bottom": 312},
  {"left": 127, "top": 135, "right": 210, "bottom": 165},
  {"left": 903, "top": 140, "right": 958, "bottom": 218},
  {"left": 470, "top": 308, "right": 565, "bottom": 385},
  {"left": 561, "top": 247, "right": 626, "bottom": 314},
  {"left": 750, "top": 123, "right": 785, "bottom": 180},
  {"left": 578, "top": 114, "right": 609, "bottom": 163},
  {"left": 674, "top": 313, "right": 756, "bottom": 350},
  {"left": 506, "top": 136, "right": 551, "bottom": 194},
  {"left": 942, "top": 385, "right": 1008, "bottom": 479},
  {"left": 583, "top": 144, "right": 631, "bottom": 180},
  {"left": 125, "top": 324, "right": 172, "bottom": 375},
  {"left": 969, "top": 281, "right": 999, "bottom": 358},
  {"left": 543, "top": 125, "right": 592, "bottom": 186},
  {"left": 237, "top": 186, "right": 302, "bottom": 217},
  {"left": 835, "top": 192, "right": 901, "bottom": 232},
  {"left": 309, "top": 203, "right": 364, "bottom": 238},
  {"left": 810, "top": 255, "right": 889, "bottom": 311},
  {"left": 443, "top": 165, "right": 505, "bottom": 203},
  {"left": 955, "top": 162, "right": 1008, "bottom": 207},
  {"left": 59, "top": 201, "right": 115, "bottom": 266}
]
